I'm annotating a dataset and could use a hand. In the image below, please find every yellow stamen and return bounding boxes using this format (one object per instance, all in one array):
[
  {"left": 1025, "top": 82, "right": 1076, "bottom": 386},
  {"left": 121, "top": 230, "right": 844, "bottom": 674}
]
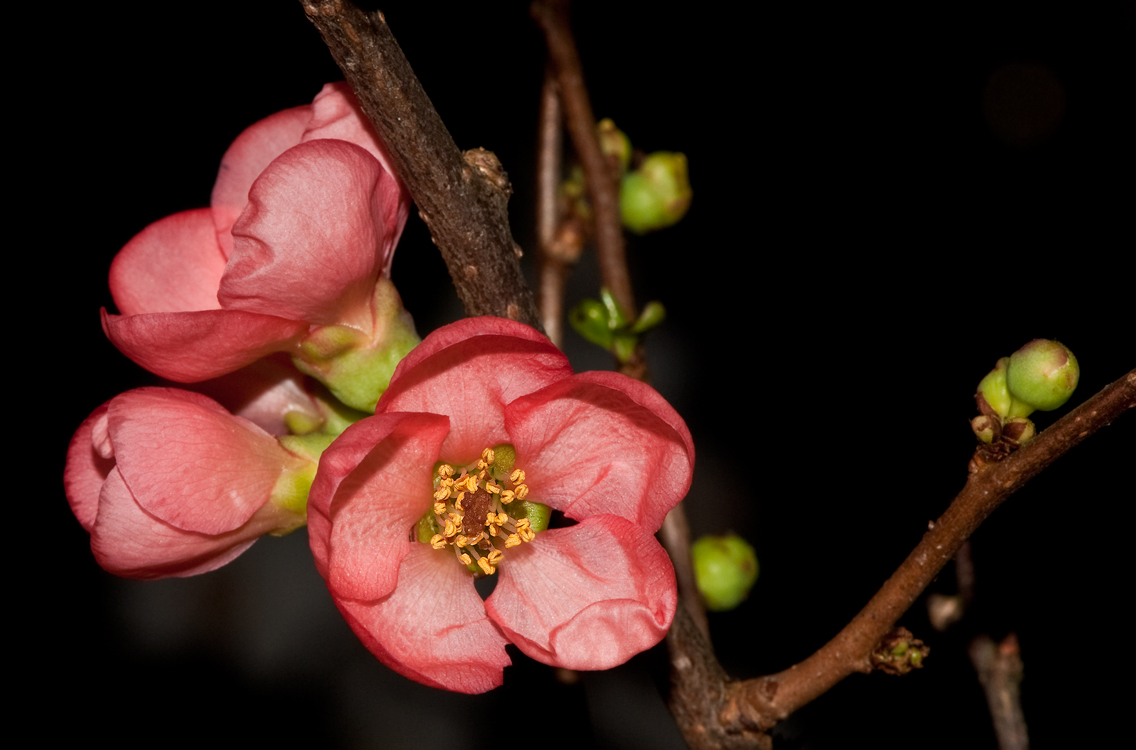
[
  {"left": 515, "top": 484, "right": 529, "bottom": 500},
  {"left": 487, "top": 481, "right": 502, "bottom": 494},
  {"left": 499, "top": 490, "right": 514, "bottom": 504},
  {"left": 510, "top": 469, "right": 525, "bottom": 484},
  {"left": 477, "top": 557, "right": 495, "bottom": 575},
  {"left": 430, "top": 534, "right": 446, "bottom": 550},
  {"left": 433, "top": 486, "right": 450, "bottom": 502}
]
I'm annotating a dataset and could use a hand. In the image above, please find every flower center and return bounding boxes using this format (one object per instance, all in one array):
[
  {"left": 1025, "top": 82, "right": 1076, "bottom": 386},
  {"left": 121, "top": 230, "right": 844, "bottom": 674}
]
[{"left": 419, "top": 446, "right": 544, "bottom": 576}]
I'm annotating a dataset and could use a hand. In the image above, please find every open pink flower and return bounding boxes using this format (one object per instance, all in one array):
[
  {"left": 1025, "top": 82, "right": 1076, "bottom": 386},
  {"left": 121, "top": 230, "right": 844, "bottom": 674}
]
[
  {"left": 308, "top": 317, "right": 694, "bottom": 693},
  {"left": 64, "top": 388, "right": 311, "bottom": 579},
  {"left": 102, "top": 84, "right": 414, "bottom": 411}
]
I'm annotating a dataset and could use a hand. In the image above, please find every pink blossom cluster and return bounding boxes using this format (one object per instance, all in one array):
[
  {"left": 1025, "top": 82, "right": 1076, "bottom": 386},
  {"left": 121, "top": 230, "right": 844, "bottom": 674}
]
[{"left": 66, "top": 85, "right": 695, "bottom": 692}]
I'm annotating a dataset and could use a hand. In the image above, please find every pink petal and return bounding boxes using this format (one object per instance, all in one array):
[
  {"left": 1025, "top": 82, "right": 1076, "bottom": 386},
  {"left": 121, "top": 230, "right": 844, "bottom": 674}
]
[
  {"left": 108, "top": 388, "right": 297, "bottom": 535},
  {"left": 333, "top": 545, "right": 510, "bottom": 694},
  {"left": 64, "top": 401, "right": 115, "bottom": 532},
  {"left": 303, "top": 82, "right": 410, "bottom": 267},
  {"left": 102, "top": 307, "right": 308, "bottom": 382},
  {"left": 109, "top": 209, "right": 226, "bottom": 316},
  {"left": 486, "top": 514, "right": 677, "bottom": 670},
  {"left": 90, "top": 467, "right": 281, "bottom": 580},
  {"left": 307, "top": 412, "right": 449, "bottom": 602},
  {"left": 506, "top": 371, "right": 694, "bottom": 531},
  {"left": 211, "top": 104, "right": 312, "bottom": 258},
  {"left": 189, "top": 354, "right": 319, "bottom": 436},
  {"left": 220, "top": 140, "right": 395, "bottom": 330},
  {"left": 378, "top": 317, "right": 573, "bottom": 463}
]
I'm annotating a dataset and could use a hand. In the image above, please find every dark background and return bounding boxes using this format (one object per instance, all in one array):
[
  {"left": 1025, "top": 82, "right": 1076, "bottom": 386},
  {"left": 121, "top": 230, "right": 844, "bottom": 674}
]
[{"left": 32, "top": 1, "right": 1131, "bottom": 747}]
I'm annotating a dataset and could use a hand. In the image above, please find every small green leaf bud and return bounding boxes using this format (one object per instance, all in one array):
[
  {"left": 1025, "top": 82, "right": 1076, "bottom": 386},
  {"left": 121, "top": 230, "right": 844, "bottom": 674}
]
[
  {"left": 629, "top": 301, "right": 666, "bottom": 335},
  {"left": 1002, "top": 417, "right": 1036, "bottom": 445},
  {"left": 1006, "top": 339, "right": 1080, "bottom": 412},
  {"left": 596, "top": 118, "right": 632, "bottom": 176},
  {"left": 569, "top": 299, "right": 615, "bottom": 348},
  {"left": 598, "top": 287, "right": 630, "bottom": 329},
  {"left": 692, "top": 533, "right": 759, "bottom": 612},
  {"left": 971, "top": 415, "right": 997, "bottom": 443},
  {"left": 620, "top": 152, "right": 693, "bottom": 234}
]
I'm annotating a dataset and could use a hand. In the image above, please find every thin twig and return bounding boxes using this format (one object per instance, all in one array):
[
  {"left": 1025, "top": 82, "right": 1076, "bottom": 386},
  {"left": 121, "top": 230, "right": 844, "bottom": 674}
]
[
  {"left": 725, "top": 367, "right": 1135, "bottom": 735},
  {"left": 531, "top": 0, "right": 634, "bottom": 320},
  {"left": 970, "top": 634, "right": 1030, "bottom": 750},
  {"left": 536, "top": 66, "right": 568, "bottom": 347},
  {"left": 300, "top": 0, "right": 541, "bottom": 330}
]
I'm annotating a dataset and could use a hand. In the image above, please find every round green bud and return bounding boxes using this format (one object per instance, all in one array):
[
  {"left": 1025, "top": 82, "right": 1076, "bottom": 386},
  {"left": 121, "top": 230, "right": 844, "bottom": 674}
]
[
  {"left": 1002, "top": 417, "right": 1036, "bottom": 445},
  {"left": 620, "top": 152, "right": 692, "bottom": 234},
  {"left": 692, "top": 533, "right": 759, "bottom": 612},
  {"left": 1006, "top": 339, "right": 1080, "bottom": 411},
  {"left": 971, "top": 415, "right": 997, "bottom": 443}
]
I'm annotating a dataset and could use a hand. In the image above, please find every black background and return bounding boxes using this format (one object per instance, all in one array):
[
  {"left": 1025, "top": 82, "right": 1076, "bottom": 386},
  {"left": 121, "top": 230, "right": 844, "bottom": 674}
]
[{"left": 32, "top": 1, "right": 1132, "bottom": 748}]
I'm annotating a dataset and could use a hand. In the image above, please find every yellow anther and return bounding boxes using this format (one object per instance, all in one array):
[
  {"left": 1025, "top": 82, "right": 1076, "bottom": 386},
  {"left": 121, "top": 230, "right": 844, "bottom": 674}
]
[
  {"left": 515, "top": 518, "right": 531, "bottom": 530},
  {"left": 510, "top": 469, "right": 525, "bottom": 484},
  {"left": 433, "top": 486, "right": 450, "bottom": 502},
  {"left": 456, "top": 491, "right": 466, "bottom": 505},
  {"left": 505, "top": 534, "right": 521, "bottom": 548},
  {"left": 495, "top": 512, "right": 509, "bottom": 525},
  {"left": 440, "top": 477, "right": 454, "bottom": 488},
  {"left": 465, "top": 476, "right": 480, "bottom": 492},
  {"left": 459, "top": 553, "right": 472, "bottom": 565},
  {"left": 468, "top": 532, "right": 485, "bottom": 545},
  {"left": 433, "top": 501, "right": 446, "bottom": 516},
  {"left": 483, "top": 448, "right": 495, "bottom": 464},
  {"left": 487, "top": 549, "right": 504, "bottom": 565},
  {"left": 486, "top": 512, "right": 498, "bottom": 526},
  {"left": 486, "top": 481, "right": 502, "bottom": 494},
  {"left": 520, "top": 527, "right": 535, "bottom": 542},
  {"left": 488, "top": 525, "right": 498, "bottom": 537},
  {"left": 455, "top": 535, "right": 469, "bottom": 548},
  {"left": 515, "top": 484, "right": 529, "bottom": 500},
  {"left": 478, "top": 469, "right": 488, "bottom": 482},
  {"left": 477, "top": 557, "right": 495, "bottom": 575},
  {"left": 438, "top": 464, "right": 454, "bottom": 479},
  {"left": 499, "top": 490, "right": 514, "bottom": 504},
  {"left": 430, "top": 534, "right": 446, "bottom": 550},
  {"left": 443, "top": 519, "right": 457, "bottom": 537},
  {"left": 477, "top": 459, "right": 489, "bottom": 471}
]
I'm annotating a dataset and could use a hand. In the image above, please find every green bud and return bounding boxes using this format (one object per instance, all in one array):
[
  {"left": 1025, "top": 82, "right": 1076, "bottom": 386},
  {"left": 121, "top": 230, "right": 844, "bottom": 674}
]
[
  {"left": 597, "top": 118, "right": 632, "bottom": 176},
  {"left": 970, "top": 415, "right": 997, "bottom": 443},
  {"left": 569, "top": 298, "right": 615, "bottom": 349},
  {"left": 977, "top": 357, "right": 1014, "bottom": 418},
  {"left": 620, "top": 152, "right": 692, "bottom": 234},
  {"left": 1002, "top": 417, "right": 1036, "bottom": 445},
  {"left": 612, "top": 333, "right": 638, "bottom": 364},
  {"left": 1006, "top": 339, "right": 1079, "bottom": 412},
  {"left": 599, "top": 287, "right": 630, "bottom": 330},
  {"left": 629, "top": 301, "right": 666, "bottom": 335},
  {"left": 692, "top": 533, "right": 759, "bottom": 612}
]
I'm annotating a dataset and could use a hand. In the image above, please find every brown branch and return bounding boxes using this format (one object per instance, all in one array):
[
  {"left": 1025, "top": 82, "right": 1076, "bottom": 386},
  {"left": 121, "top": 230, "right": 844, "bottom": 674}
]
[
  {"left": 724, "top": 367, "right": 1135, "bottom": 735},
  {"left": 300, "top": 0, "right": 541, "bottom": 329},
  {"left": 535, "top": 66, "right": 569, "bottom": 347},
  {"left": 531, "top": 0, "right": 634, "bottom": 320},
  {"left": 970, "top": 634, "right": 1030, "bottom": 750}
]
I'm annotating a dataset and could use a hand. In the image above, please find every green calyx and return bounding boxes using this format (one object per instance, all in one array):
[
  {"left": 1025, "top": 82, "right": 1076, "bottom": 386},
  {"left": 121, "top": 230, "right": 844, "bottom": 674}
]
[
  {"left": 692, "top": 533, "right": 759, "bottom": 612},
  {"left": 293, "top": 277, "right": 421, "bottom": 413},
  {"left": 569, "top": 287, "right": 666, "bottom": 363}
]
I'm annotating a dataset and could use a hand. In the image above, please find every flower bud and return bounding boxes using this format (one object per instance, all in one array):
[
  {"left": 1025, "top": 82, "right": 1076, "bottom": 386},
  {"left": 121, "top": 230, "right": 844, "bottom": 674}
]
[
  {"left": 597, "top": 118, "right": 632, "bottom": 176},
  {"left": 970, "top": 415, "right": 997, "bottom": 443},
  {"left": 1006, "top": 339, "right": 1079, "bottom": 412},
  {"left": 692, "top": 533, "right": 759, "bottom": 612},
  {"left": 620, "top": 152, "right": 692, "bottom": 234},
  {"left": 976, "top": 357, "right": 1013, "bottom": 418}
]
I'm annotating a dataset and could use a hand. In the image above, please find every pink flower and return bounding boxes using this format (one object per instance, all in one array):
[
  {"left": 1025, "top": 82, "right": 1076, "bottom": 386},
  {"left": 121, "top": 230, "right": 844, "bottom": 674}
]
[
  {"left": 308, "top": 317, "right": 694, "bottom": 693},
  {"left": 102, "top": 84, "right": 415, "bottom": 411},
  {"left": 64, "top": 388, "right": 312, "bottom": 579}
]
